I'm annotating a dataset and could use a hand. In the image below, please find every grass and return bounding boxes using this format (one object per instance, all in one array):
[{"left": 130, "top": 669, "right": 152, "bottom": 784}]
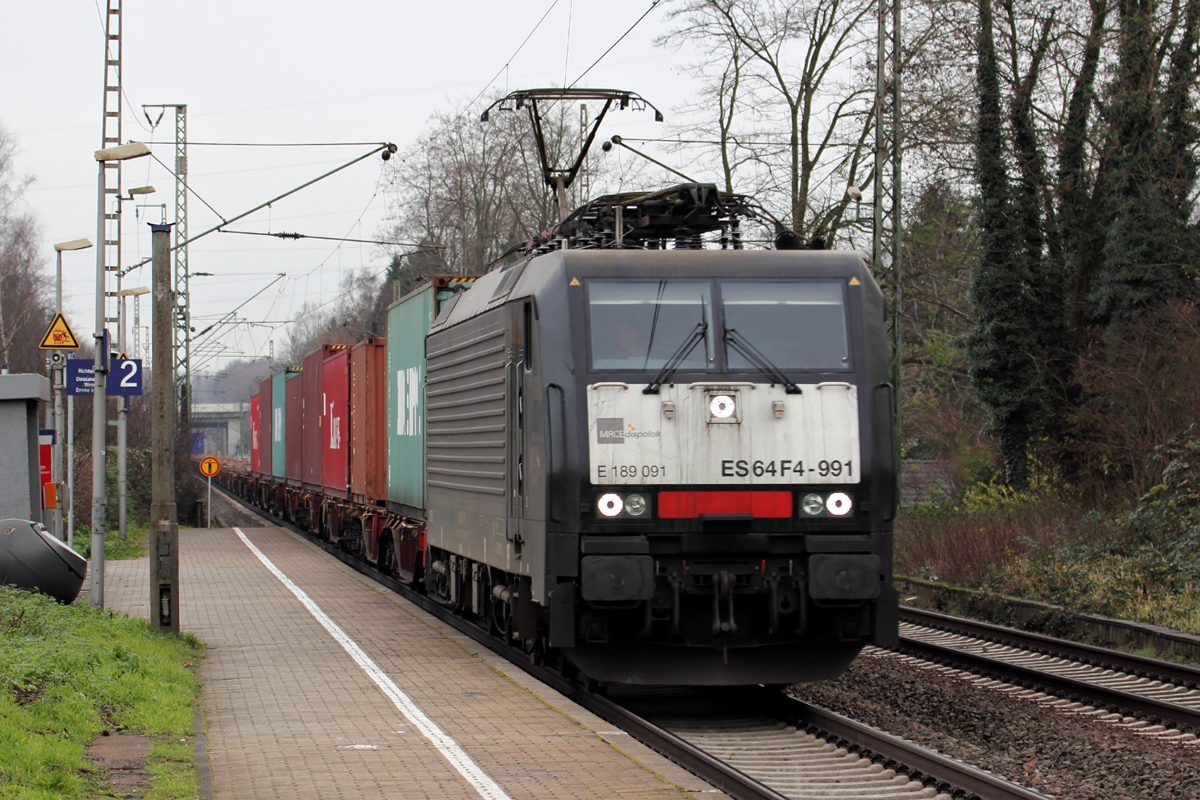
[
  {"left": 0, "top": 585, "right": 201, "bottom": 798},
  {"left": 70, "top": 522, "right": 148, "bottom": 561}
]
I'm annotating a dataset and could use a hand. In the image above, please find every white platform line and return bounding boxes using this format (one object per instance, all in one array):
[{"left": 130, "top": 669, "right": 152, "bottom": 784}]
[{"left": 232, "top": 527, "right": 512, "bottom": 800}]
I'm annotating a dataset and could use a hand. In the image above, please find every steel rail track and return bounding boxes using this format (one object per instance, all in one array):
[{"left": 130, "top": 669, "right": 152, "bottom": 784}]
[
  {"left": 213, "top": 485, "right": 1050, "bottom": 800},
  {"left": 900, "top": 606, "right": 1200, "bottom": 689},
  {"left": 896, "top": 624, "right": 1200, "bottom": 733},
  {"left": 727, "top": 687, "right": 1051, "bottom": 800}
]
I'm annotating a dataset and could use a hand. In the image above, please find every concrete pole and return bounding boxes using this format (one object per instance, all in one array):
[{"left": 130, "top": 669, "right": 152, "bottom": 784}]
[
  {"left": 150, "top": 223, "right": 179, "bottom": 633},
  {"left": 90, "top": 161, "right": 109, "bottom": 608},
  {"left": 118, "top": 285, "right": 127, "bottom": 541}
]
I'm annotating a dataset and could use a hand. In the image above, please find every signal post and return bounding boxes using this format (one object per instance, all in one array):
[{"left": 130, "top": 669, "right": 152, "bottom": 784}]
[{"left": 37, "top": 311, "right": 82, "bottom": 541}]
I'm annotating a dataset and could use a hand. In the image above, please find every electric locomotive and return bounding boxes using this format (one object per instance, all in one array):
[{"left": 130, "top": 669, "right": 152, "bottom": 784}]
[{"left": 421, "top": 184, "right": 899, "bottom": 685}]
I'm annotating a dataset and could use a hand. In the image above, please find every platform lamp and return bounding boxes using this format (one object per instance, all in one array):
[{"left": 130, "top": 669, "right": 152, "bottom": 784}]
[
  {"left": 52, "top": 238, "right": 93, "bottom": 545},
  {"left": 90, "top": 141, "right": 151, "bottom": 608}
]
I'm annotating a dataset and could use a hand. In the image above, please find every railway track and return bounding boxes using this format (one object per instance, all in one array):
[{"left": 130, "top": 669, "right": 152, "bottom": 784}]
[
  {"left": 213, "top": 485, "right": 1052, "bottom": 800},
  {"left": 897, "top": 606, "right": 1200, "bottom": 737}
]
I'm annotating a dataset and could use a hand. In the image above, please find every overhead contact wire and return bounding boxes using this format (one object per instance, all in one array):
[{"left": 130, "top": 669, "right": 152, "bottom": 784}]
[{"left": 567, "top": 0, "right": 661, "bottom": 89}]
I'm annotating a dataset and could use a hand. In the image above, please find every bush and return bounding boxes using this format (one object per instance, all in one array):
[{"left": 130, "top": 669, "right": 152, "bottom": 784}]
[
  {"left": 1069, "top": 302, "right": 1200, "bottom": 497},
  {"left": 71, "top": 522, "right": 146, "bottom": 561},
  {"left": 895, "top": 475, "right": 1085, "bottom": 585},
  {"left": 903, "top": 430, "right": 1200, "bottom": 635}
]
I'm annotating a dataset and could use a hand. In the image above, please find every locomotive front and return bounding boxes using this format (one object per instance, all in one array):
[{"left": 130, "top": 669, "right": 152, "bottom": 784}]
[{"left": 543, "top": 249, "right": 899, "bottom": 685}]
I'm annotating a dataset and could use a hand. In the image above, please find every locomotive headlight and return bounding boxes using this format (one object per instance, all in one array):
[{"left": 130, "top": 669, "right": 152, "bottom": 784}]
[
  {"left": 801, "top": 493, "right": 824, "bottom": 516},
  {"left": 625, "top": 493, "right": 648, "bottom": 516},
  {"left": 598, "top": 493, "right": 624, "bottom": 517},
  {"left": 826, "top": 492, "right": 852, "bottom": 516},
  {"left": 710, "top": 394, "right": 736, "bottom": 419}
]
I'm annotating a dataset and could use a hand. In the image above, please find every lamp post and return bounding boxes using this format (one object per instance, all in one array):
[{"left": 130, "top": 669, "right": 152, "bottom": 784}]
[
  {"left": 117, "top": 284, "right": 149, "bottom": 542},
  {"left": 113, "top": 184, "right": 155, "bottom": 544},
  {"left": 52, "top": 238, "right": 93, "bottom": 543},
  {"left": 91, "top": 141, "right": 151, "bottom": 608}
]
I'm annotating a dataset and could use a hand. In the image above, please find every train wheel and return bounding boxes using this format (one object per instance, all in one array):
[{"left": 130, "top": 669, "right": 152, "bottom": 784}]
[{"left": 378, "top": 534, "right": 396, "bottom": 578}]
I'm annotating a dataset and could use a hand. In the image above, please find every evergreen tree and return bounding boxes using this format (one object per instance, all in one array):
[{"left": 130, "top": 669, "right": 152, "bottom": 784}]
[
  {"left": 964, "top": 0, "right": 1040, "bottom": 488},
  {"left": 1090, "top": 0, "right": 1197, "bottom": 324},
  {"left": 1055, "top": 0, "right": 1108, "bottom": 335},
  {"left": 1163, "top": 0, "right": 1200, "bottom": 231}
]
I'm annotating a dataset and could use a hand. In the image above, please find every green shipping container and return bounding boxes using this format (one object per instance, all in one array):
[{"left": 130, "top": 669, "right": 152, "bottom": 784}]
[
  {"left": 386, "top": 283, "right": 436, "bottom": 517},
  {"left": 385, "top": 279, "right": 475, "bottom": 517},
  {"left": 271, "top": 370, "right": 288, "bottom": 480}
]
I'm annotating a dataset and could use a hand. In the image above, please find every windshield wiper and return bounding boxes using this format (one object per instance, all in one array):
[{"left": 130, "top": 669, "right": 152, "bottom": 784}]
[
  {"left": 643, "top": 321, "right": 708, "bottom": 394},
  {"left": 723, "top": 329, "right": 802, "bottom": 394}
]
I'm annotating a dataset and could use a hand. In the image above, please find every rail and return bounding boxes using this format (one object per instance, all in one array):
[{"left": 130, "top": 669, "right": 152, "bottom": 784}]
[{"left": 212, "top": 482, "right": 1052, "bottom": 800}]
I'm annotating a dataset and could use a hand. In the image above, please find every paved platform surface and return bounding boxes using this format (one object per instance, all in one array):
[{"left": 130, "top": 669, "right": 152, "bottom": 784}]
[{"left": 103, "top": 516, "right": 724, "bottom": 800}]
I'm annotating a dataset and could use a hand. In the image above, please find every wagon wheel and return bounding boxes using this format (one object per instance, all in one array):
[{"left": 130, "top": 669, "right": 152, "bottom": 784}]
[{"left": 377, "top": 531, "right": 396, "bottom": 577}]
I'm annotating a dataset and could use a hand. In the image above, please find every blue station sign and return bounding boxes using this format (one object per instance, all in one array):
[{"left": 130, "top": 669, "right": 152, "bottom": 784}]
[
  {"left": 66, "top": 358, "right": 144, "bottom": 396},
  {"left": 66, "top": 359, "right": 95, "bottom": 396}
]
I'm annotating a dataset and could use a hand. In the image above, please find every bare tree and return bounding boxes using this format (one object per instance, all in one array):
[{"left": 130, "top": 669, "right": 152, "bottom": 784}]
[
  {"left": 380, "top": 97, "right": 632, "bottom": 275},
  {"left": 280, "top": 269, "right": 384, "bottom": 365},
  {"left": 0, "top": 123, "right": 51, "bottom": 373},
  {"left": 662, "top": 0, "right": 968, "bottom": 246},
  {"left": 660, "top": 0, "right": 881, "bottom": 241}
]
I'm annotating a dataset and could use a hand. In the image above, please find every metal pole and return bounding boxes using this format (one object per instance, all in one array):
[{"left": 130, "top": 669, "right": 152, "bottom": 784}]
[
  {"left": 133, "top": 294, "right": 141, "bottom": 359},
  {"left": 873, "top": 0, "right": 885, "bottom": 271},
  {"left": 118, "top": 287, "right": 127, "bottom": 541},
  {"left": 67, "top": 393, "right": 74, "bottom": 549},
  {"left": 90, "top": 160, "right": 108, "bottom": 608},
  {"left": 150, "top": 223, "right": 179, "bottom": 633},
  {"left": 53, "top": 369, "right": 64, "bottom": 541},
  {"left": 891, "top": 0, "right": 903, "bottom": 471},
  {"left": 43, "top": 355, "right": 56, "bottom": 537},
  {"left": 207, "top": 475, "right": 211, "bottom": 528},
  {"left": 55, "top": 252, "right": 63, "bottom": 542}
]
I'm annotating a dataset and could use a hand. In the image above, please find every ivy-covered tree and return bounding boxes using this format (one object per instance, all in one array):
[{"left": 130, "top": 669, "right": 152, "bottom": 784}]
[
  {"left": 964, "top": 0, "right": 1041, "bottom": 488},
  {"left": 1089, "top": 0, "right": 1199, "bottom": 325}
]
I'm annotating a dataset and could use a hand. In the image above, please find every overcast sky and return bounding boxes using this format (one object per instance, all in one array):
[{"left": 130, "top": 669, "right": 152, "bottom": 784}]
[{"left": 4, "top": 0, "right": 712, "bottom": 388}]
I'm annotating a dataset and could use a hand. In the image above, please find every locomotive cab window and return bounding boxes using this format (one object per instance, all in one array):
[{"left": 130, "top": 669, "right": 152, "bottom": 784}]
[
  {"left": 720, "top": 280, "right": 850, "bottom": 371},
  {"left": 587, "top": 280, "right": 714, "bottom": 371}
]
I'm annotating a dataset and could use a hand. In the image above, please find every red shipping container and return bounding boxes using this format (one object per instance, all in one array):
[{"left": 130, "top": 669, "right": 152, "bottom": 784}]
[
  {"left": 301, "top": 345, "right": 349, "bottom": 491},
  {"left": 258, "top": 376, "right": 273, "bottom": 477},
  {"left": 286, "top": 370, "right": 304, "bottom": 486},
  {"left": 322, "top": 349, "right": 350, "bottom": 498},
  {"left": 350, "top": 338, "right": 386, "bottom": 505},
  {"left": 301, "top": 349, "right": 323, "bottom": 491},
  {"left": 250, "top": 393, "right": 261, "bottom": 474}
]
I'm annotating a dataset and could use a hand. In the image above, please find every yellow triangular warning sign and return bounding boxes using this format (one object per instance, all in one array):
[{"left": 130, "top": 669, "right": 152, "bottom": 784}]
[
  {"left": 849, "top": 277, "right": 861, "bottom": 286},
  {"left": 569, "top": 277, "right": 581, "bottom": 286},
  {"left": 38, "top": 313, "right": 81, "bottom": 350}
]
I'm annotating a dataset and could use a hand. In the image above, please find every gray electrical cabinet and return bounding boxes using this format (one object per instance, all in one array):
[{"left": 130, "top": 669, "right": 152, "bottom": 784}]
[{"left": 0, "top": 373, "right": 50, "bottom": 525}]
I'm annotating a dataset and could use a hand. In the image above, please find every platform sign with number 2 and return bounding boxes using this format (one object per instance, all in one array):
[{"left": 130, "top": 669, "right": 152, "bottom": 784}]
[{"left": 105, "top": 359, "right": 143, "bottom": 395}]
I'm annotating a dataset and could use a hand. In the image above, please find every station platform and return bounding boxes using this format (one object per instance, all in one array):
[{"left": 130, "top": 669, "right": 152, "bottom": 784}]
[{"left": 102, "top": 513, "right": 724, "bottom": 800}]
